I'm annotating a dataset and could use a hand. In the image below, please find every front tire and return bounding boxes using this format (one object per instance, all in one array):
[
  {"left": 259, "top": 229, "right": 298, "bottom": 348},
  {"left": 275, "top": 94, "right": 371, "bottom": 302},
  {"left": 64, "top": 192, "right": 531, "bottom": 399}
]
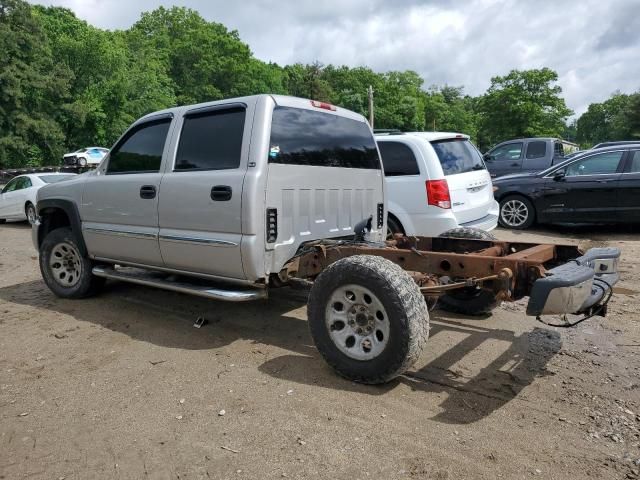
[
  {"left": 39, "top": 227, "right": 105, "bottom": 298},
  {"left": 437, "top": 227, "right": 499, "bottom": 316},
  {"left": 499, "top": 195, "right": 535, "bottom": 230},
  {"left": 307, "top": 255, "right": 429, "bottom": 384}
]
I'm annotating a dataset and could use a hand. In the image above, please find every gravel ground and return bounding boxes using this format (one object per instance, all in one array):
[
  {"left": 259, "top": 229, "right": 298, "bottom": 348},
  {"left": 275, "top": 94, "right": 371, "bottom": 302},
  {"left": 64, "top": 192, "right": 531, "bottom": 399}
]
[{"left": 1, "top": 221, "right": 639, "bottom": 480}]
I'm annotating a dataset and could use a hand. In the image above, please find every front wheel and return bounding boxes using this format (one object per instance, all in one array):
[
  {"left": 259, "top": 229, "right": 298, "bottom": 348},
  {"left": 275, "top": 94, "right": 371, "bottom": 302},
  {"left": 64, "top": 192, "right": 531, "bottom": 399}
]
[
  {"left": 307, "top": 255, "right": 429, "bottom": 384},
  {"left": 39, "top": 227, "right": 105, "bottom": 298},
  {"left": 499, "top": 195, "right": 535, "bottom": 230}
]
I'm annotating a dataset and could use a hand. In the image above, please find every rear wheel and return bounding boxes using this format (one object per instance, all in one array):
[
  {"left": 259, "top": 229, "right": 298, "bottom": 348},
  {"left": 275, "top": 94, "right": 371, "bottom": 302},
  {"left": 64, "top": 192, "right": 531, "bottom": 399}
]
[
  {"left": 307, "top": 255, "right": 429, "bottom": 384},
  {"left": 499, "top": 195, "right": 535, "bottom": 229},
  {"left": 25, "top": 203, "right": 37, "bottom": 225},
  {"left": 437, "top": 227, "right": 499, "bottom": 316},
  {"left": 386, "top": 215, "right": 404, "bottom": 239},
  {"left": 39, "top": 227, "right": 105, "bottom": 298}
]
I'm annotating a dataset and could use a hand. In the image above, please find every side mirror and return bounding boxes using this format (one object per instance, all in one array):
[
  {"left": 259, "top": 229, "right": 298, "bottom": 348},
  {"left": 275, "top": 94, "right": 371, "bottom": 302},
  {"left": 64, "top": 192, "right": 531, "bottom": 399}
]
[
  {"left": 483, "top": 153, "right": 493, "bottom": 162},
  {"left": 553, "top": 170, "right": 566, "bottom": 181}
]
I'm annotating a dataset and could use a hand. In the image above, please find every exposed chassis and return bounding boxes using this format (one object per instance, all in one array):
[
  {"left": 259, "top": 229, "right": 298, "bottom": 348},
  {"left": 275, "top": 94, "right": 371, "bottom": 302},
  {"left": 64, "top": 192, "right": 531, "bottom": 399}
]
[{"left": 283, "top": 235, "right": 620, "bottom": 320}]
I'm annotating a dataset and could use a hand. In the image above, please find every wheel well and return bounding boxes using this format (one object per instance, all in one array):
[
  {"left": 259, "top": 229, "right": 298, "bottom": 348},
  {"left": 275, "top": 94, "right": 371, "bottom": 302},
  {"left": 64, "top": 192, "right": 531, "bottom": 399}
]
[
  {"left": 387, "top": 212, "right": 405, "bottom": 234},
  {"left": 38, "top": 208, "right": 71, "bottom": 247}
]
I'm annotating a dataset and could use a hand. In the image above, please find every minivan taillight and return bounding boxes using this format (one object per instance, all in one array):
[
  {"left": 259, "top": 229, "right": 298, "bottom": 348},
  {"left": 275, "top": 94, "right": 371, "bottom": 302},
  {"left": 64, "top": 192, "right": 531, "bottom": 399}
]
[{"left": 426, "top": 180, "right": 451, "bottom": 209}]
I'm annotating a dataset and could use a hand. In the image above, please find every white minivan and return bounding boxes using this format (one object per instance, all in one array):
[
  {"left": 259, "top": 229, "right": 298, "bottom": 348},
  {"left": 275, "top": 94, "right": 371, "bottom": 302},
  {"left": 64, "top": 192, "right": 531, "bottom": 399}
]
[{"left": 375, "top": 131, "right": 499, "bottom": 237}]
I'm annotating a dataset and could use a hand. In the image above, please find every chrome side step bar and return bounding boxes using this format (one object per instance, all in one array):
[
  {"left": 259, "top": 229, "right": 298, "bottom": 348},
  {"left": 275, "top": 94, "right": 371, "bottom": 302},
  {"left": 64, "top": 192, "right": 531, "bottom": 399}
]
[{"left": 92, "top": 266, "right": 267, "bottom": 302}]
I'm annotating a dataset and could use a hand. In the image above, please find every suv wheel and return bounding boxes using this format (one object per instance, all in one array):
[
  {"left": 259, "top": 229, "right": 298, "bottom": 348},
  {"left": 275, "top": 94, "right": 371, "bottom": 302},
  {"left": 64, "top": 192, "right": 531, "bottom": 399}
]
[
  {"left": 386, "top": 216, "right": 404, "bottom": 239},
  {"left": 499, "top": 195, "right": 535, "bottom": 229},
  {"left": 39, "top": 227, "right": 105, "bottom": 298}
]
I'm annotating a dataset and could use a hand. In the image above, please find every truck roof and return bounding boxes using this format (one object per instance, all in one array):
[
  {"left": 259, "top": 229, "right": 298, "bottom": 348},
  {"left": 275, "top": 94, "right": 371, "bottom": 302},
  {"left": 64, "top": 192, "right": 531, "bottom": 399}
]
[{"left": 137, "top": 94, "right": 368, "bottom": 125}]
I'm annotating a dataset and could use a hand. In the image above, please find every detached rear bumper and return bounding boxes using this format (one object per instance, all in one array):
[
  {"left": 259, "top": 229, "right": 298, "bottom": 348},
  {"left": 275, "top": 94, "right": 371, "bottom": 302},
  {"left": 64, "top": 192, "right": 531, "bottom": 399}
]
[{"left": 526, "top": 247, "right": 620, "bottom": 317}]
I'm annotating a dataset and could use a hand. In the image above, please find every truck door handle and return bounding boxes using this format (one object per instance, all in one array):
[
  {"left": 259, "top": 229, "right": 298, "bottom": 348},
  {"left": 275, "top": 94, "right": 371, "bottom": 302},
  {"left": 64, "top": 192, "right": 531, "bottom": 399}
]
[
  {"left": 211, "top": 185, "right": 232, "bottom": 201},
  {"left": 510, "top": 162, "right": 520, "bottom": 167},
  {"left": 140, "top": 185, "right": 156, "bottom": 199}
]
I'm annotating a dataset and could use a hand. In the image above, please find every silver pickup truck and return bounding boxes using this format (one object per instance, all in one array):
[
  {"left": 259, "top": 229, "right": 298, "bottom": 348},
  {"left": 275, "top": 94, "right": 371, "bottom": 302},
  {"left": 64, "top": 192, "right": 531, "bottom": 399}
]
[{"left": 33, "top": 94, "right": 620, "bottom": 384}]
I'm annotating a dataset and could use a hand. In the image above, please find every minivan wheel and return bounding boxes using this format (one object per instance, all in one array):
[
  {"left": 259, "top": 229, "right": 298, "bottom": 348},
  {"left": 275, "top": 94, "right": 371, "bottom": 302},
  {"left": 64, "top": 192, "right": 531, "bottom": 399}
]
[
  {"left": 39, "top": 227, "right": 105, "bottom": 299},
  {"left": 307, "top": 255, "right": 429, "bottom": 384},
  {"left": 437, "top": 227, "right": 499, "bottom": 316},
  {"left": 26, "top": 203, "right": 37, "bottom": 225},
  {"left": 386, "top": 216, "right": 404, "bottom": 239},
  {"left": 499, "top": 195, "right": 535, "bottom": 229}
]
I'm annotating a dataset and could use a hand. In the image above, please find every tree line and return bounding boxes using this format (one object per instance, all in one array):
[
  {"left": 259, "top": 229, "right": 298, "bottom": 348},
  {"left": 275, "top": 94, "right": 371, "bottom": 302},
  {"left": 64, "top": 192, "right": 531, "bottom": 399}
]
[{"left": 1, "top": 0, "right": 639, "bottom": 169}]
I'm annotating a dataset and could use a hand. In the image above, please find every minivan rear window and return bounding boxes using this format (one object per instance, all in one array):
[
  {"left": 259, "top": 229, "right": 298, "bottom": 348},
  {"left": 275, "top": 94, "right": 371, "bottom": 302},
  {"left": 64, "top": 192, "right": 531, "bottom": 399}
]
[
  {"left": 431, "top": 139, "right": 485, "bottom": 175},
  {"left": 269, "top": 107, "right": 380, "bottom": 169}
]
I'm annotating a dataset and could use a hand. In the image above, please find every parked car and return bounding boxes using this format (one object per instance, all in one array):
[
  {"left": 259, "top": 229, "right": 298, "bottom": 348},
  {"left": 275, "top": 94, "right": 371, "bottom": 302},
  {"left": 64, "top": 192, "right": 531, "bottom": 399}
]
[
  {"left": 375, "top": 131, "right": 498, "bottom": 237},
  {"left": 493, "top": 145, "right": 640, "bottom": 229},
  {"left": 0, "top": 173, "right": 76, "bottom": 224},
  {"left": 592, "top": 140, "right": 640, "bottom": 149},
  {"left": 484, "top": 138, "right": 566, "bottom": 178},
  {"left": 63, "top": 147, "right": 109, "bottom": 167}
]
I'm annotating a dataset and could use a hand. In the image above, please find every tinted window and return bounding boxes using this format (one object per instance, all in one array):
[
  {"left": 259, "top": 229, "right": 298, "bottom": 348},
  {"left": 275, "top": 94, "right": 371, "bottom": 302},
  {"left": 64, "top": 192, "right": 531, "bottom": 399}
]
[
  {"left": 378, "top": 142, "right": 419, "bottom": 176},
  {"left": 526, "top": 141, "right": 547, "bottom": 159},
  {"left": 269, "top": 107, "right": 380, "bottom": 169},
  {"left": 107, "top": 119, "right": 171, "bottom": 174},
  {"left": 38, "top": 175, "right": 75, "bottom": 184},
  {"left": 490, "top": 142, "right": 523, "bottom": 161},
  {"left": 629, "top": 151, "right": 640, "bottom": 173},
  {"left": 565, "top": 151, "right": 623, "bottom": 176},
  {"left": 554, "top": 142, "right": 565, "bottom": 157},
  {"left": 431, "top": 139, "right": 485, "bottom": 175},
  {"left": 175, "top": 108, "right": 246, "bottom": 171}
]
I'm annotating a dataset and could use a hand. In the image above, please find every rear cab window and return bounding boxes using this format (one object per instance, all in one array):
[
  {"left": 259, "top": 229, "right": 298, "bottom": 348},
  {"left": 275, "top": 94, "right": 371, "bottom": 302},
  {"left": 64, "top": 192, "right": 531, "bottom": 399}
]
[
  {"left": 526, "top": 141, "right": 547, "bottom": 159},
  {"left": 431, "top": 139, "right": 486, "bottom": 176},
  {"left": 377, "top": 142, "right": 420, "bottom": 176},
  {"left": 268, "top": 107, "right": 380, "bottom": 169}
]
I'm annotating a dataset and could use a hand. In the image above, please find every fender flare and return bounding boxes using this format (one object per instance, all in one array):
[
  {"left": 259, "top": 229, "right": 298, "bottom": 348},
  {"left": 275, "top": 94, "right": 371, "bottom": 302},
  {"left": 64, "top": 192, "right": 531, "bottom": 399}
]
[{"left": 36, "top": 199, "right": 87, "bottom": 256}]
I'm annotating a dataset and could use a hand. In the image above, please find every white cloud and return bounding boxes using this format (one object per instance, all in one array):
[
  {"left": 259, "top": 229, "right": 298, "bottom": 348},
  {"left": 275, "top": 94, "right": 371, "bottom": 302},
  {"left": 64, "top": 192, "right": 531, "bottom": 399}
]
[{"left": 28, "top": 0, "right": 640, "bottom": 116}]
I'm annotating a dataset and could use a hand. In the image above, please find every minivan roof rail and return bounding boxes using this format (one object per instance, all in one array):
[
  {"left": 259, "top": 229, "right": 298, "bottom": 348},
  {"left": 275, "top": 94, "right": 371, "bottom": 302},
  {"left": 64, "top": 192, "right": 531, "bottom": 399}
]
[{"left": 373, "top": 129, "right": 404, "bottom": 135}]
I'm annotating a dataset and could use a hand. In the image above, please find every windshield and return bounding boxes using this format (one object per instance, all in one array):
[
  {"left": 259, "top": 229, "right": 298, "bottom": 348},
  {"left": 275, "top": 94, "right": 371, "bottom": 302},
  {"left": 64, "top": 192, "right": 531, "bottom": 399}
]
[
  {"left": 431, "top": 139, "right": 485, "bottom": 175},
  {"left": 38, "top": 175, "right": 75, "bottom": 183}
]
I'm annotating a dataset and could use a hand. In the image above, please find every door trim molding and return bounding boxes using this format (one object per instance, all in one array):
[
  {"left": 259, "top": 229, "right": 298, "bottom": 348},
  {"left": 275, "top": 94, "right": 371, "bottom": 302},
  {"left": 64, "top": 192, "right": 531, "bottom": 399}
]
[
  {"left": 158, "top": 234, "right": 238, "bottom": 247},
  {"left": 83, "top": 227, "right": 158, "bottom": 240}
]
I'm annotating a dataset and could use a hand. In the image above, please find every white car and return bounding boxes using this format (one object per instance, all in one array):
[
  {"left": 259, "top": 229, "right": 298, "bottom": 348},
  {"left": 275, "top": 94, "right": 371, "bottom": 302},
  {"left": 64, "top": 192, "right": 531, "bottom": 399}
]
[
  {"left": 0, "top": 173, "right": 76, "bottom": 224},
  {"left": 375, "top": 132, "right": 499, "bottom": 237},
  {"left": 62, "top": 147, "right": 109, "bottom": 167}
]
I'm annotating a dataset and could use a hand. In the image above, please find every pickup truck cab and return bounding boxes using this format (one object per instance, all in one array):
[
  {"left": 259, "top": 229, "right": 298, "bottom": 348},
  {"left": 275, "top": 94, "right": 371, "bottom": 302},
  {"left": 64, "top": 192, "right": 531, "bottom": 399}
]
[
  {"left": 34, "top": 94, "right": 385, "bottom": 297},
  {"left": 484, "top": 138, "right": 565, "bottom": 178}
]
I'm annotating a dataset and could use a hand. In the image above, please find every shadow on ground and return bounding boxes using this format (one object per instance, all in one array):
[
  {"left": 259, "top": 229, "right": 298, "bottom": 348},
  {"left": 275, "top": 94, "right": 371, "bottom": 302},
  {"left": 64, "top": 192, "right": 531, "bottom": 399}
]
[{"left": 0, "top": 278, "right": 560, "bottom": 424}]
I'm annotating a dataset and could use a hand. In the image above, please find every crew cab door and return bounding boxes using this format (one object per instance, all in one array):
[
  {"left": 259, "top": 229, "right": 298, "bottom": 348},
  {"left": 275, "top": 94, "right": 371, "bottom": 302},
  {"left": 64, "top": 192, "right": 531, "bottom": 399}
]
[
  {"left": 542, "top": 150, "right": 624, "bottom": 223},
  {"left": 80, "top": 115, "right": 173, "bottom": 266},
  {"left": 157, "top": 104, "right": 249, "bottom": 280},
  {"left": 484, "top": 141, "right": 523, "bottom": 178}
]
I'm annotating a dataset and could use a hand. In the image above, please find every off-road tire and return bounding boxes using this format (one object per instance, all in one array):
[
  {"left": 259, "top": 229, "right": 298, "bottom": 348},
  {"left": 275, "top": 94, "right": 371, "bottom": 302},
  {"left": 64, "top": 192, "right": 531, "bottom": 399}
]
[
  {"left": 498, "top": 195, "right": 536, "bottom": 230},
  {"left": 438, "top": 226, "right": 497, "bottom": 241},
  {"left": 39, "top": 227, "right": 105, "bottom": 299},
  {"left": 437, "top": 227, "right": 499, "bottom": 316},
  {"left": 307, "top": 255, "right": 429, "bottom": 384}
]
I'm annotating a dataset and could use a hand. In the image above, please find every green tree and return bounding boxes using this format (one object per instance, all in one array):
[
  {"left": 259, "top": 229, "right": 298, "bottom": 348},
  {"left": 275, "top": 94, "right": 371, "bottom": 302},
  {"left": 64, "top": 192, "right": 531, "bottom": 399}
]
[
  {"left": 0, "top": 0, "right": 71, "bottom": 167},
  {"left": 576, "top": 92, "right": 639, "bottom": 147},
  {"left": 477, "top": 68, "right": 573, "bottom": 150},
  {"left": 423, "top": 85, "right": 479, "bottom": 139}
]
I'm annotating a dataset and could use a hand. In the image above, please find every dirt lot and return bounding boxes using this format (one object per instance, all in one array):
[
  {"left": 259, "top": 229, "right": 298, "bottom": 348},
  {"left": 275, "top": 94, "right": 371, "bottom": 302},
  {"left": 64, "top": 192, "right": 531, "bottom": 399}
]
[{"left": 1, "top": 222, "right": 639, "bottom": 480}]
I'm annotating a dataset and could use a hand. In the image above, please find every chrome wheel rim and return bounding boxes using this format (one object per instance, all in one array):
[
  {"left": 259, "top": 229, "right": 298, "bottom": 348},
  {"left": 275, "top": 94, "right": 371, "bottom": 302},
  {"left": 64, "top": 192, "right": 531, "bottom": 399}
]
[
  {"left": 501, "top": 200, "right": 529, "bottom": 227},
  {"left": 325, "top": 284, "right": 390, "bottom": 360},
  {"left": 49, "top": 242, "right": 82, "bottom": 288},
  {"left": 26, "top": 206, "right": 37, "bottom": 225}
]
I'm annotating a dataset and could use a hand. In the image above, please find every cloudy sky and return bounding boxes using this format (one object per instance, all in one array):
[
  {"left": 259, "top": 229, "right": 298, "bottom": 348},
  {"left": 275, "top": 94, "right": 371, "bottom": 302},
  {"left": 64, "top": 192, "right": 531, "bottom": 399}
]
[{"left": 29, "top": 0, "right": 640, "bottom": 116}]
